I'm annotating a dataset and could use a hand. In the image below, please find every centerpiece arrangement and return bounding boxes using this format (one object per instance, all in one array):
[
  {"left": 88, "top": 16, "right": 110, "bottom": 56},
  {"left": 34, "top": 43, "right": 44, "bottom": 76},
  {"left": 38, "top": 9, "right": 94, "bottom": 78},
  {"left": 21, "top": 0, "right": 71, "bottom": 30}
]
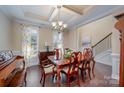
[{"left": 64, "top": 48, "right": 73, "bottom": 59}]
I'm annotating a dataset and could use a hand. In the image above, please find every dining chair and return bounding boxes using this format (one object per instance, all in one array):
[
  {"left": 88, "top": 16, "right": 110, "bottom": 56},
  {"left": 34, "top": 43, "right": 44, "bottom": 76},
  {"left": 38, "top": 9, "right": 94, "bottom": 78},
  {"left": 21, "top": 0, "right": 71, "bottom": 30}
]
[
  {"left": 38, "top": 52, "right": 56, "bottom": 87},
  {"left": 60, "top": 52, "right": 82, "bottom": 87},
  {"left": 79, "top": 48, "right": 95, "bottom": 81}
]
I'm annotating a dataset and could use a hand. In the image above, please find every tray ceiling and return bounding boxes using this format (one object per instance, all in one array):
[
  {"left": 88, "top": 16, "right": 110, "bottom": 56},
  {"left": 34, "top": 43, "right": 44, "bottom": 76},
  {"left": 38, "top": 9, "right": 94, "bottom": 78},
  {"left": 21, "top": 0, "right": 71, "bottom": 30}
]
[{"left": 0, "top": 5, "right": 124, "bottom": 29}]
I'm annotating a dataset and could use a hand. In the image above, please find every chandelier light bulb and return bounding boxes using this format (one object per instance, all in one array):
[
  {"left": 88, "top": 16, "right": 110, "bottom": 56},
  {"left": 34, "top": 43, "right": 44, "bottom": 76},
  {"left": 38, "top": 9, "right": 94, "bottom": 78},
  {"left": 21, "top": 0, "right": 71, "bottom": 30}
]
[
  {"left": 63, "top": 24, "right": 67, "bottom": 28},
  {"left": 58, "top": 21, "right": 63, "bottom": 26},
  {"left": 55, "top": 26, "right": 57, "bottom": 29},
  {"left": 52, "top": 22, "right": 56, "bottom": 27}
]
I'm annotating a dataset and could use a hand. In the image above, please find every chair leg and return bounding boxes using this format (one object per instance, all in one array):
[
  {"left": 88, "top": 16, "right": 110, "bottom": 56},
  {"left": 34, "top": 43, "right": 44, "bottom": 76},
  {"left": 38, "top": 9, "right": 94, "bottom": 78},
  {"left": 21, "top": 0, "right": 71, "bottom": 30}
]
[
  {"left": 52, "top": 74, "right": 55, "bottom": 82},
  {"left": 67, "top": 75, "right": 70, "bottom": 87},
  {"left": 42, "top": 75, "right": 45, "bottom": 87},
  {"left": 92, "top": 59, "right": 95, "bottom": 78},
  {"left": 81, "top": 69, "right": 85, "bottom": 82},
  {"left": 24, "top": 71, "right": 27, "bottom": 87},
  {"left": 40, "top": 72, "right": 45, "bottom": 87},
  {"left": 52, "top": 67, "right": 55, "bottom": 80},
  {"left": 84, "top": 70, "right": 86, "bottom": 76},
  {"left": 77, "top": 72, "right": 80, "bottom": 86},
  {"left": 40, "top": 73, "right": 43, "bottom": 83},
  {"left": 88, "top": 68, "right": 91, "bottom": 80},
  {"left": 52, "top": 71, "right": 57, "bottom": 82}
]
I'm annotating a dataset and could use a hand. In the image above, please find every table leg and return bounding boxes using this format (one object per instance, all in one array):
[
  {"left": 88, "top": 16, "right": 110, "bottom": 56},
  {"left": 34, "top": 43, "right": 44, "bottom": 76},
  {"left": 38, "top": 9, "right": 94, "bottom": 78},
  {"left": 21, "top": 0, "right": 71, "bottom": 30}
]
[{"left": 57, "top": 69, "right": 61, "bottom": 87}]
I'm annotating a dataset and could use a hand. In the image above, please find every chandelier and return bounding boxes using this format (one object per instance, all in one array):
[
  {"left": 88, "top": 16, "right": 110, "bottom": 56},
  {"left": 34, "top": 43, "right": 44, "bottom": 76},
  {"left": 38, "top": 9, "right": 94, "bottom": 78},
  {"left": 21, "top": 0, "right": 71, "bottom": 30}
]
[{"left": 51, "top": 6, "right": 67, "bottom": 32}]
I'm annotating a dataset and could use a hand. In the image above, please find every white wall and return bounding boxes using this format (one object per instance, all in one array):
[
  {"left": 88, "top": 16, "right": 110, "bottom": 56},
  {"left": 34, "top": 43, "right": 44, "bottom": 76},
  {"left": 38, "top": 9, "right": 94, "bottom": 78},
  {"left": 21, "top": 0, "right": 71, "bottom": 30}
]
[{"left": 0, "top": 12, "right": 12, "bottom": 50}]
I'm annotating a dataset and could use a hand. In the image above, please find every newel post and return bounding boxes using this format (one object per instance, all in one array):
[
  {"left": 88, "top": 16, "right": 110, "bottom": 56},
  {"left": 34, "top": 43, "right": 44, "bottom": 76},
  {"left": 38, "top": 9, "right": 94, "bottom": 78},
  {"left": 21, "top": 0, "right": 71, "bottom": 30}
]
[{"left": 115, "top": 14, "right": 124, "bottom": 87}]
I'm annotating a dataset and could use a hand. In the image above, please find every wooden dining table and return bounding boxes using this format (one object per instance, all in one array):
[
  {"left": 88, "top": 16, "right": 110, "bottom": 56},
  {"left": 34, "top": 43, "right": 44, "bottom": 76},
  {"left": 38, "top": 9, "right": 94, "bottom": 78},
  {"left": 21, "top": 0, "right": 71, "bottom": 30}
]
[
  {"left": 48, "top": 56, "right": 70, "bottom": 87},
  {"left": 48, "top": 55, "right": 95, "bottom": 87}
]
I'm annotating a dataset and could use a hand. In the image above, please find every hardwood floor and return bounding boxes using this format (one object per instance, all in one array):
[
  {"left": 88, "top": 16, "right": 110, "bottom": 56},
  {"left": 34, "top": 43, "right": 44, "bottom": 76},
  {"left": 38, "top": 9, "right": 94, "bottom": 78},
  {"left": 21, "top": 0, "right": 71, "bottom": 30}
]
[{"left": 9, "top": 63, "right": 119, "bottom": 87}]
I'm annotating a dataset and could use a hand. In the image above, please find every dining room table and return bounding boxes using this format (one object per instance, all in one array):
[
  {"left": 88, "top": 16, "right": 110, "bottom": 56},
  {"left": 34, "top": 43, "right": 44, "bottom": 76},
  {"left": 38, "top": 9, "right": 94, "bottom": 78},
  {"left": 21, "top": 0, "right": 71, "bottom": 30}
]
[
  {"left": 48, "top": 53, "right": 95, "bottom": 87},
  {"left": 48, "top": 55, "right": 70, "bottom": 87}
]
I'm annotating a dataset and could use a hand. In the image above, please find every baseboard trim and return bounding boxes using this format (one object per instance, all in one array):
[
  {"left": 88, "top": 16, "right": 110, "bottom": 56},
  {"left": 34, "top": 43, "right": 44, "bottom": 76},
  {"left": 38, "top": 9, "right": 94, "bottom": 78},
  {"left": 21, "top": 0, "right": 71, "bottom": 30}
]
[
  {"left": 94, "top": 49, "right": 112, "bottom": 66},
  {"left": 111, "top": 74, "right": 119, "bottom": 80}
]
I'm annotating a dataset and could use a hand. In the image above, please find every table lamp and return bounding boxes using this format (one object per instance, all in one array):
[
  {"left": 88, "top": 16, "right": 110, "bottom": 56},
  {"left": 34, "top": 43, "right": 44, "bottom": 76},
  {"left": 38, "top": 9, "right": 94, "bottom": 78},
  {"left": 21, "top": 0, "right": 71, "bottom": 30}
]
[{"left": 45, "top": 42, "right": 49, "bottom": 52}]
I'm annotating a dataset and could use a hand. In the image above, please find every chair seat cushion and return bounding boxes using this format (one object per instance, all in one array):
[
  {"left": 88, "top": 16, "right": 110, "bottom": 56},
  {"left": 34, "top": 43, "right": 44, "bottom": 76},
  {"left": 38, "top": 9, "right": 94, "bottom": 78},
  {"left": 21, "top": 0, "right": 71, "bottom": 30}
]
[{"left": 44, "top": 65, "right": 56, "bottom": 73}]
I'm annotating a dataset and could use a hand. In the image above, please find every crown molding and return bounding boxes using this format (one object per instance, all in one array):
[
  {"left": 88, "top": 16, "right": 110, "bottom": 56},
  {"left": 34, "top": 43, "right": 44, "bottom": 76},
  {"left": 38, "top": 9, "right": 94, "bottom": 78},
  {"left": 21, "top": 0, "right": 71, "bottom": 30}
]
[{"left": 76, "top": 6, "right": 124, "bottom": 28}]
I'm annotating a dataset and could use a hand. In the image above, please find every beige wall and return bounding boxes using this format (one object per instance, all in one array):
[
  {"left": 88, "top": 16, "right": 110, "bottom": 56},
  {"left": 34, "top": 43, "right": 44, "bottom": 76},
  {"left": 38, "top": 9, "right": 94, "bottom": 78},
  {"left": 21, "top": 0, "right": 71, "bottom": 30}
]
[
  {"left": 77, "top": 15, "right": 120, "bottom": 54},
  {"left": 11, "top": 22, "right": 53, "bottom": 51},
  {"left": 0, "top": 12, "right": 12, "bottom": 50},
  {"left": 11, "top": 22, "right": 70, "bottom": 51},
  {"left": 67, "top": 28, "right": 78, "bottom": 51},
  {"left": 11, "top": 21, "right": 22, "bottom": 51},
  {"left": 39, "top": 27, "right": 53, "bottom": 51},
  {"left": 63, "top": 31, "right": 70, "bottom": 48}
]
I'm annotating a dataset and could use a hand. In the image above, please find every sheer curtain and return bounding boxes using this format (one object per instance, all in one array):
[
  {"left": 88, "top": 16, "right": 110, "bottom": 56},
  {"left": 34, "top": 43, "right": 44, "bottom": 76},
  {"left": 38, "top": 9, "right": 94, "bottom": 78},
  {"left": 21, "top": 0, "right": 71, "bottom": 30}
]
[
  {"left": 53, "top": 31, "right": 63, "bottom": 49},
  {"left": 22, "top": 25, "right": 39, "bottom": 67},
  {"left": 52, "top": 31, "right": 64, "bottom": 59}
]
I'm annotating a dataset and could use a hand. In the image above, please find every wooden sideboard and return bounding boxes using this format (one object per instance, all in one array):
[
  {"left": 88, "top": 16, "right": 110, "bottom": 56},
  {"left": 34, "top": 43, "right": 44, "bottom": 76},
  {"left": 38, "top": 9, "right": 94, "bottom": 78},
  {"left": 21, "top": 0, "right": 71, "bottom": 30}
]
[
  {"left": 39, "top": 51, "right": 55, "bottom": 65},
  {"left": 0, "top": 56, "right": 25, "bottom": 87}
]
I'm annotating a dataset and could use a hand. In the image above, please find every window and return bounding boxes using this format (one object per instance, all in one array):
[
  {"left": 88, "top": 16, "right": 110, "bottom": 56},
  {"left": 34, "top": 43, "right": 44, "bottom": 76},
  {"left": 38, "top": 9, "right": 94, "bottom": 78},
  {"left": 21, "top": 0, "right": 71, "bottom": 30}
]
[
  {"left": 53, "top": 31, "right": 63, "bottom": 49},
  {"left": 22, "top": 26, "right": 39, "bottom": 59}
]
